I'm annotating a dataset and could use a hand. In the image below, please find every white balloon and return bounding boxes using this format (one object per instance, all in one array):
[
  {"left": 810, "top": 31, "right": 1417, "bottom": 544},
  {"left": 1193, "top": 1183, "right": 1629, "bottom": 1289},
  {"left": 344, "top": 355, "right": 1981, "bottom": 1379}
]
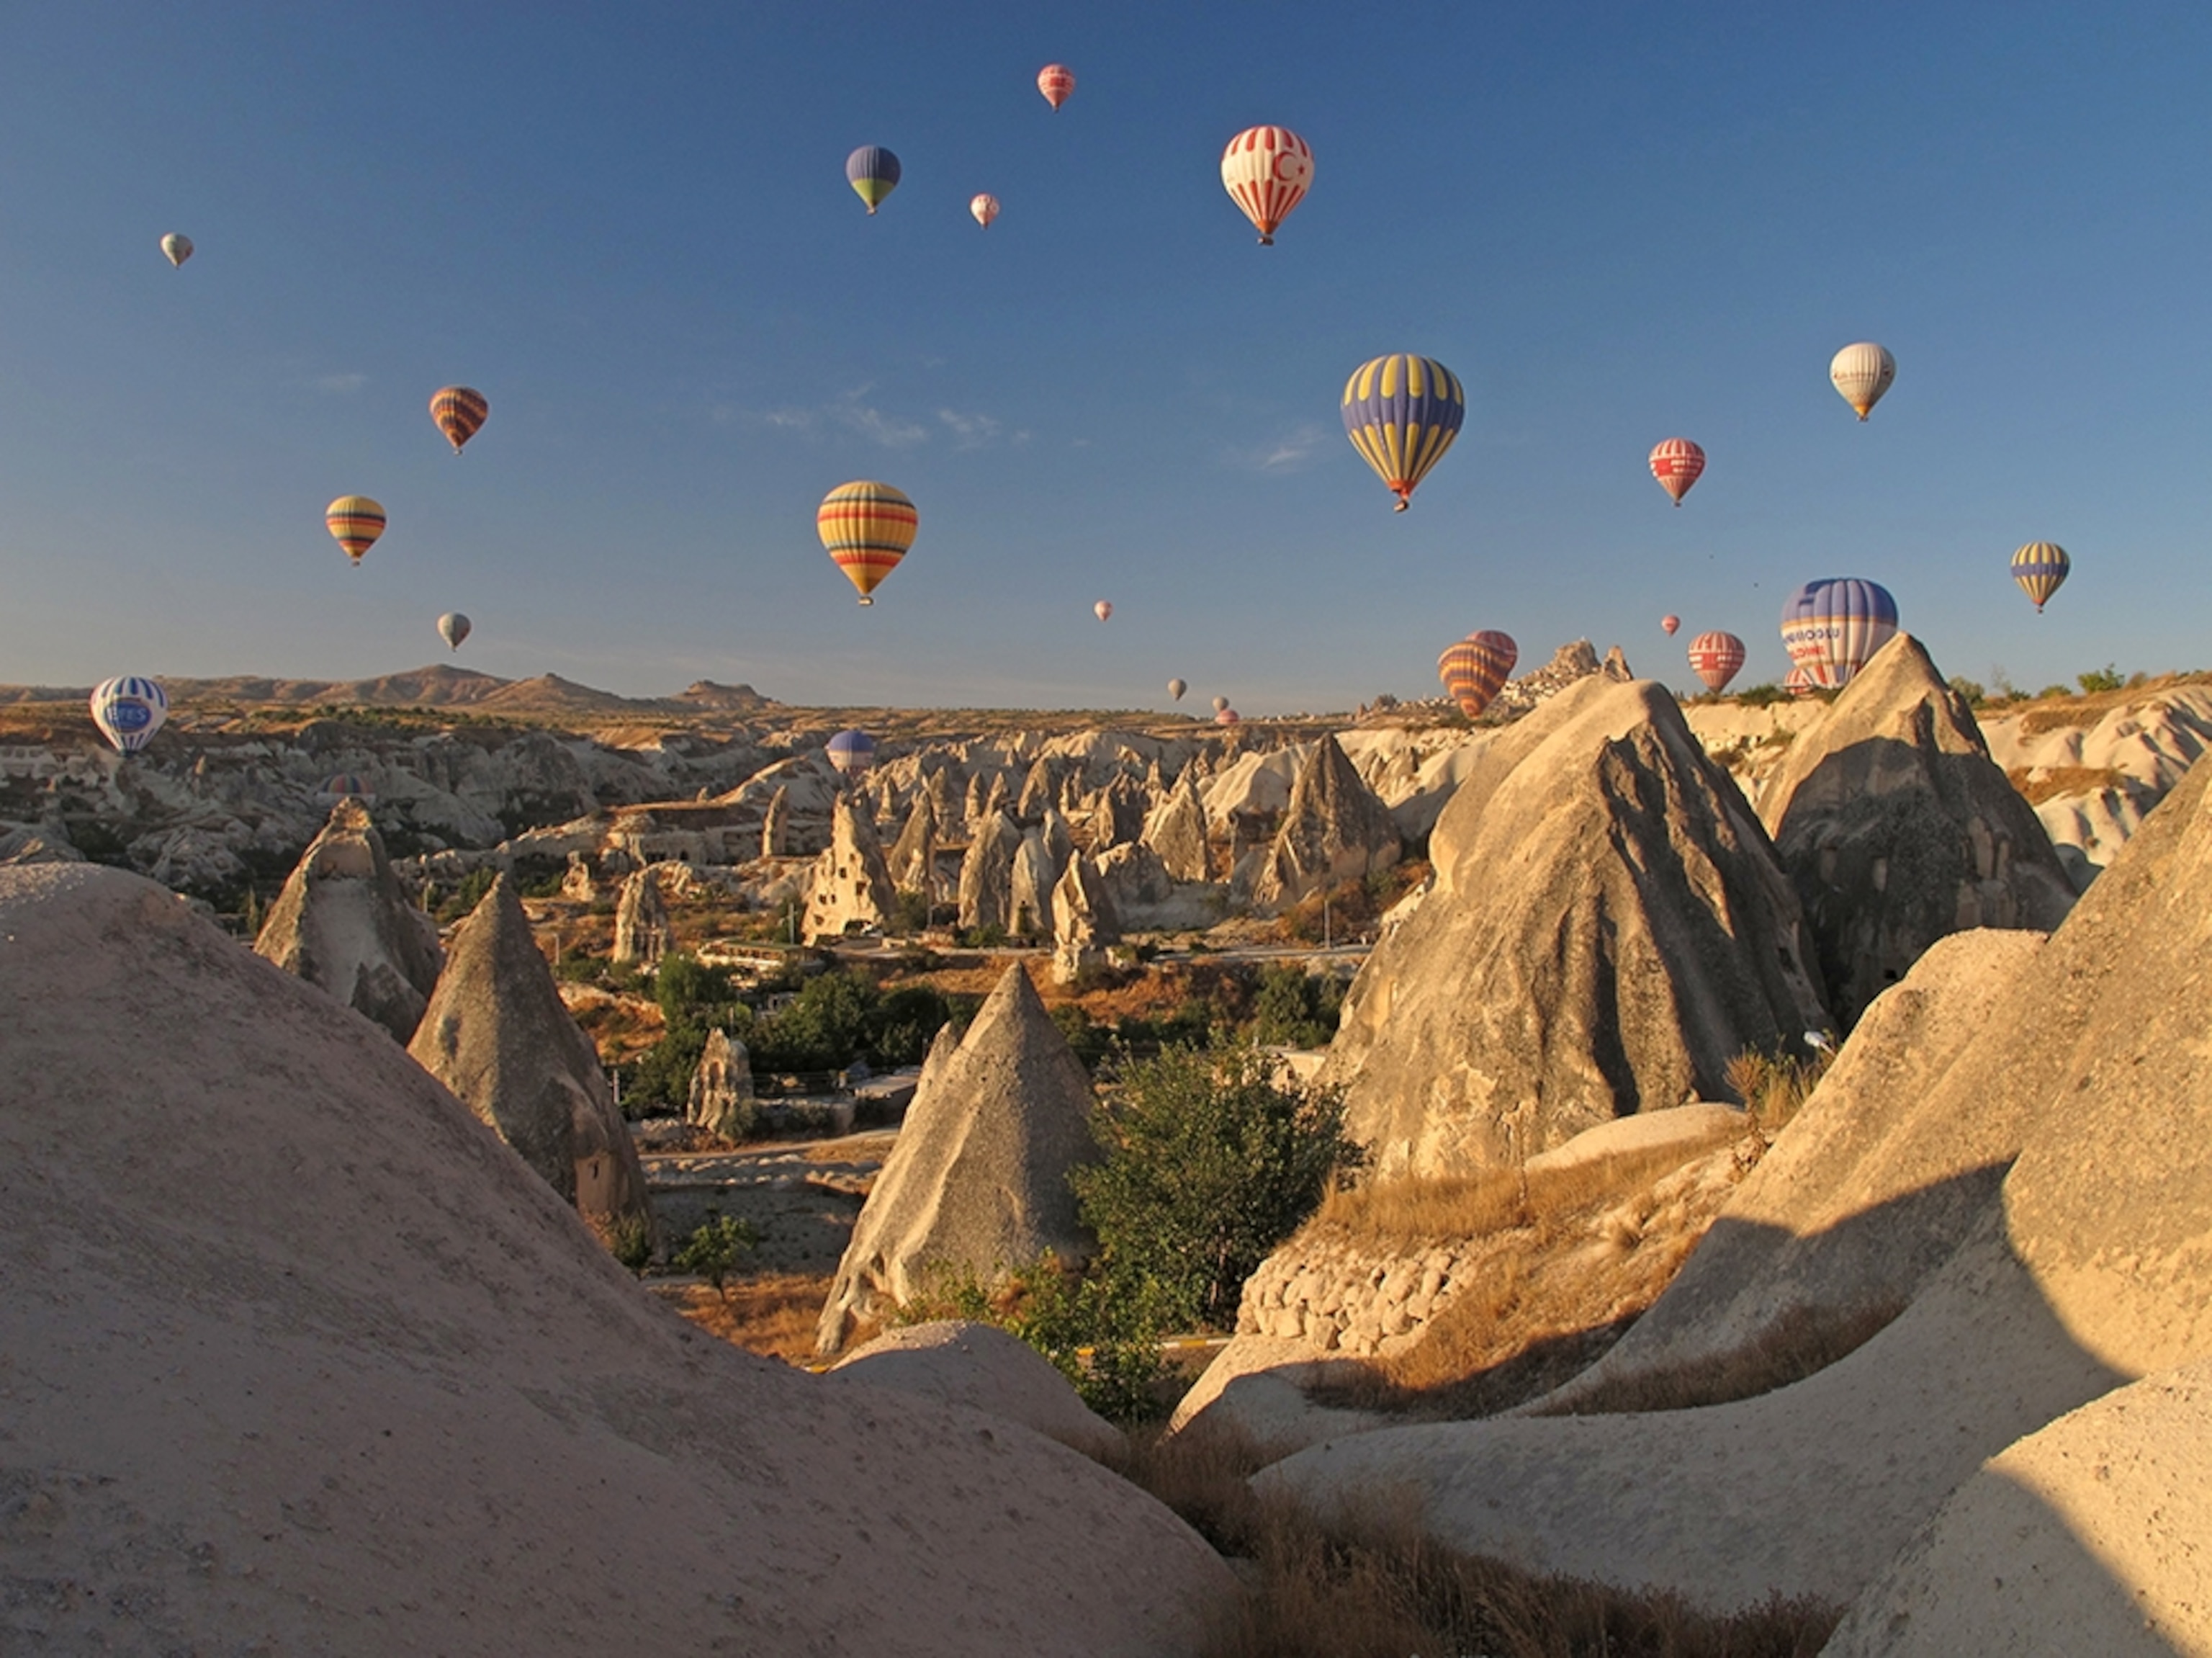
[{"left": 1830, "top": 341, "right": 1896, "bottom": 420}]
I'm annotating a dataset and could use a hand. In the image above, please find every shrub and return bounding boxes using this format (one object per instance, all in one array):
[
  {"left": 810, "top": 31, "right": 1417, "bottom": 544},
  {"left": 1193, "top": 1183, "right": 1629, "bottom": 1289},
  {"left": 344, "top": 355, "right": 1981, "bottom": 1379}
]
[
  {"left": 435, "top": 866, "right": 498, "bottom": 923},
  {"left": 1051, "top": 1003, "right": 1115, "bottom": 1070},
  {"left": 675, "top": 1213, "right": 760, "bottom": 1301},
  {"left": 2077, "top": 663, "right": 2124, "bottom": 694},
  {"left": 870, "top": 983, "right": 950, "bottom": 1066},
  {"left": 1733, "top": 681, "right": 1785, "bottom": 708},
  {"left": 1075, "top": 1042, "right": 1363, "bottom": 1330},
  {"left": 596, "top": 1214, "right": 655, "bottom": 1277},
  {"left": 1250, "top": 963, "right": 1345, "bottom": 1048},
  {"left": 653, "top": 952, "right": 734, "bottom": 1022},
  {"left": 1946, "top": 676, "right": 1986, "bottom": 707}
]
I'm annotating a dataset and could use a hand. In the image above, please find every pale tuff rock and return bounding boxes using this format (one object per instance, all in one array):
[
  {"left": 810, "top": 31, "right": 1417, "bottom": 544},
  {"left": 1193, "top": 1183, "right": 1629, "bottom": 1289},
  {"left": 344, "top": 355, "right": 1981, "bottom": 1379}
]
[
  {"left": 253, "top": 799, "right": 444, "bottom": 1043},
  {"left": 560, "top": 851, "right": 595, "bottom": 900},
  {"left": 1051, "top": 853, "right": 1121, "bottom": 985},
  {"left": 1007, "top": 828, "right": 1064, "bottom": 940},
  {"left": 611, "top": 864, "right": 674, "bottom": 965},
  {"left": 962, "top": 771, "right": 989, "bottom": 835},
  {"left": 1089, "top": 841, "right": 1176, "bottom": 922},
  {"left": 817, "top": 967, "right": 1100, "bottom": 1355},
  {"left": 1757, "top": 633, "right": 2076, "bottom": 1027},
  {"left": 1143, "top": 761, "right": 1212, "bottom": 882},
  {"left": 804, "top": 793, "right": 896, "bottom": 941},
  {"left": 1038, "top": 805, "right": 1075, "bottom": 877},
  {"left": 0, "top": 817, "right": 84, "bottom": 866},
  {"left": 408, "top": 874, "right": 653, "bottom": 1236},
  {"left": 1601, "top": 645, "right": 1633, "bottom": 680},
  {"left": 887, "top": 791, "right": 938, "bottom": 897},
  {"left": 1486, "top": 637, "right": 1606, "bottom": 720},
  {"left": 1320, "top": 676, "right": 1830, "bottom": 1180},
  {"left": 925, "top": 766, "right": 963, "bottom": 841},
  {"left": 760, "top": 783, "right": 791, "bottom": 857},
  {"left": 980, "top": 771, "right": 1012, "bottom": 826},
  {"left": 686, "top": 1026, "right": 756, "bottom": 1144},
  {"left": 1249, "top": 733, "right": 1401, "bottom": 913},
  {"left": 1014, "top": 756, "right": 1060, "bottom": 824},
  {"left": 0, "top": 864, "right": 1232, "bottom": 1657},
  {"left": 1089, "top": 774, "right": 1150, "bottom": 851},
  {"left": 826, "top": 1320, "right": 1121, "bottom": 1460},
  {"left": 957, "top": 810, "right": 1022, "bottom": 933}
]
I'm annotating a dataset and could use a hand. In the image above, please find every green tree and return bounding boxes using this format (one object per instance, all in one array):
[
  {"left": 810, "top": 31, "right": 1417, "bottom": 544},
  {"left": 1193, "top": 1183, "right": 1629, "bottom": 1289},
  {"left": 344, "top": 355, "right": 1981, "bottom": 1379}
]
[
  {"left": 1250, "top": 963, "right": 1345, "bottom": 1047},
  {"left": 654, "top": 952, "right": 734, "bottom": 1023},
  {"left": 868, "top": 983, "right": 951, "bottom": 1067},
  {"left": 1074, "top": 1042, "right": 1363, "bottom": 1330},
  {"left": 675, "top": 1213, "right": 760, "bottom": 1301},
  {"left": 751, "top": 967, "right": 878, "bottom": 1071},
  {"left": 2077, "top": 663, "right": 2125, "bottom": 694}
]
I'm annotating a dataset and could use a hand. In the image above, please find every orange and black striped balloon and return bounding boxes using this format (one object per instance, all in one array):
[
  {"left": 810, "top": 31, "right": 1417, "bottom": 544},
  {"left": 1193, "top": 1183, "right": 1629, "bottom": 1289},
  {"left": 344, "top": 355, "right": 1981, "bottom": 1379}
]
[
  {"left": 816, "top": 481, "right": 917, "bottom": 604},
  {"left": 325, "top": 496, "right": 386, "bottom": 565},
  {"left": 430, "top": 386, "right": 490, "bottom": 454}
]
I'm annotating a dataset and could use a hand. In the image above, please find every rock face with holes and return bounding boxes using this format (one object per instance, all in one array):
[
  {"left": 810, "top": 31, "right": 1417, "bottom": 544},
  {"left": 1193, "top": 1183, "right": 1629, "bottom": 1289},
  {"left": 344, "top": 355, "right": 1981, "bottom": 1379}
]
[
  {"left": 1755, "top": 632, "right": 2076, "bottom": 1027},
  {"left": 253, "top": 799, "right": 444, "bottom": 1043},
  {"left": 817, "top": 967, "right": 1099, "bottom": 1355},
  {"left": 0, "top": 863, "right": 1233, "bottom": 1657},
  {"left": 611, "top": 864, "right": 673, "bottom": 965},
  {"left": 409, "top": 874, "right": 653, "bottom": 1238},
  {"left": 804, "top": 794, "right": 896, "bottom": 941},
  {"left": 1320, "top": 676, "right": 1830, "bottom": 1180},
  {"left": 1249, "top": 734, "right": 1402, "bottom": 913},
  {"left": 685, "top": 1026, "right": 756, "bottom": 1144}
]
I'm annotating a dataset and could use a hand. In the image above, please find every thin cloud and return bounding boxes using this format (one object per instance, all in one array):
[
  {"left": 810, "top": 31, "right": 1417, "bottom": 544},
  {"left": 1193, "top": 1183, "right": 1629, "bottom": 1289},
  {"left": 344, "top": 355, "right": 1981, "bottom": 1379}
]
[
  {"left": 750, "top": 386, "right": 928, "bottom": 448},
  {"left": 1229, "top": 422, "right": 1328, "bottom": 473},
  {"left": 938, "top": 408, "right": 1029, "bottom": 449},
  {"left": 313, "top": 372, "right": 367, "bottom": 395}
]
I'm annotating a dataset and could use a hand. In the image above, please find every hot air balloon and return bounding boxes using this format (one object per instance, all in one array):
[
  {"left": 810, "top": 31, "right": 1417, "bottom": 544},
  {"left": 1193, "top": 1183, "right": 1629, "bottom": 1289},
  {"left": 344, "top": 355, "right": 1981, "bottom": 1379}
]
[
  {"left": 325, "top": 496, "right": 386, "bottom": 566},
  {"left": 1661, "top": 615, "right": 1681, "bottom": 636},
  {"left": 429, "top": 386, "right": 489, "bottom": 454},
  {"left": 1649, "top": 439, "right": 1705, "bottom": 506},
  {"left": 1212, "top": 695, "right": 1231, "bottom": 714},
  {"left": 2010, "top": 542, "right": 2070, "bottom": 612},
  {"left": 1215, "top": 708, "right": 1241, "bottom": 726},
  {"left": 1220, "top": 125, "right": 1313, "bottom": 246},
  {"left": 1167, "top": 678, "right": 1187, "bottom": 701},
  {"left": 1784, "top": 665, "right": 1819, "bottom": 699},
  {"left": 1437, "top": 630, "right": 1517, "bottom": 720},
  {"left": 1780, "top": 577, "right": 1898, "bottom": 690},
  {"left": 825, "top": 729, "right": 877, "bottom": 776},
  {"left": 817, "top": 481, "right": 916, "bottom": 605},
  {"left": 160, "top": 233, "right": 193, "bottom": 269},
  {"left": 1037, "top": 63, "right": 1075, "bottom": 110},
  {"left": 1830, "top": 343, "right": 1896, "bottom": 421},
  {"left": 320, "top": 773, "right": 376, "bottom": 805},
  {"left": 1687, "top": 629, "right": 1746, "bottom": 694},
  {"left": 845, "top": 146, "right": 902, "bottom": 214},
  {"left": 1094, "top": 600, "right": 1112, "bottom": 622},
  {"left": 971, "top": 193, "right": 1000, "bottom": 228},
  {"left": 438, "top": 612, "right": 472, "bottom": 651},
  {"left": 90, "top": 676, "right": 167, "bottom": 755},
  {"left": 1342, "top": 354, "right": 1465, "bottom": 511}
]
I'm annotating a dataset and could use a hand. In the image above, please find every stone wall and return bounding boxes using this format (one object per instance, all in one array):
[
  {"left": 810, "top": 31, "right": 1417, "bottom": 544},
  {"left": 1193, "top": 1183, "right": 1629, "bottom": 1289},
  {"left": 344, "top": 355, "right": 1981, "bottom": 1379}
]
[{"left": 1237, "top": 1237, "right": 1475, "bottom": 1358}]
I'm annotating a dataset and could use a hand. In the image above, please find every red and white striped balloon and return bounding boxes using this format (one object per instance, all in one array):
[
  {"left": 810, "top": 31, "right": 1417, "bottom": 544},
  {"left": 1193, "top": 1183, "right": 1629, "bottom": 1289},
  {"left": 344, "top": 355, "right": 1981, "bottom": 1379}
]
[
  {"left": 1687, "top": 630, "right": 1746, "bottom": 694},
  {"left": 1037, "top": 63, "right": 1075, "bottom": 110},
  {"left": 1220, "top": 126, "right": 1313, "bottom": 246},
  {"left": 1649, "top": 439, "right": 1705, "bottom": 506},
  {"left": 970, "top": 193, "right": 1000, "bottom": 228}
]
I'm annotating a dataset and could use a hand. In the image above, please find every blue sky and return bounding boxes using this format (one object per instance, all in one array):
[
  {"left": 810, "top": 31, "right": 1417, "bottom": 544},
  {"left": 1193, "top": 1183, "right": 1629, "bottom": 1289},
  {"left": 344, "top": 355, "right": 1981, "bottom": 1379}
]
[{"left": 1, "top": 2, "right": 2207, "bottom": 712}]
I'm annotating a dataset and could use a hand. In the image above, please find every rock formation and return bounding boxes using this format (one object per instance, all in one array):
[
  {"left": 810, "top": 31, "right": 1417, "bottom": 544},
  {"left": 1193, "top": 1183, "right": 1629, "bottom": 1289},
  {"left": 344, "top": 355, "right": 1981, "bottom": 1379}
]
[
  {"left": 825, "top": 1320, "right": 1120, "bottom": 1459},
  {"left": 817, "top": 967, "right": 1100, "bottom": 1354},
  {"left": 887, "top": 791, "right": 938, "bottom": 897},
  {"left": 1249, "top": 733, "right": 1401, "bottom": 912},
  {"left": 803, "top": 793, "right": 896, "bottom": 941},
  {"left": 252, "top": 799, "right": 444, "bottom": 1043},
  {"left": 611, "top": 864, "right": 673, "bottom": 965},
  {"left": 957, "top": 809, "right": 1022, "bottom": 933},
  {"left": 560, "top": 851, "right": 595, "bottom": 900},
  {"left": 1015, "top": 756, "right": 1059, "bottom": 824},
  {"left": 1142, "top": 761, "right": 1212, "bottom": 882},
  {"left": 1756, "top": 632, "right": 2076, "bottom": 1026},
  {"left": 760, "top": 783, "right": 791, "bottom": 857},
  {"left": 1051, "top": 853, "right": 1121, "bottom": 985},
  {"left": 408, "top": 874, "right": 653, "bottom": 1237},
  {"left": 1008, "top": 828, "right": 1064, "bottom": 940},
  {"left": 0, "top": 864, "right": 1232, "bottom": 1657},
  {"left": 1320, "top": 676, "right": 1830, "bottom": 1178},
  {"left": 1038, "top": 805, "right": 1075, "bottom": 878},
  {"left": 1091, "top": 774, "right": 1149, "bottom": 850},
  {"left": 686, "top": 1026, "right": 756, "bottom": 1144}
]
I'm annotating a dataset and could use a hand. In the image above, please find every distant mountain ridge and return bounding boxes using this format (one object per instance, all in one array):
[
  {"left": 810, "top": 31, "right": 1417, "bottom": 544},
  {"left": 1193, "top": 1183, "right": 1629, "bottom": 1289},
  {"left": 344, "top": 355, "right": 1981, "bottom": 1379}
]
[{"left": 0, "top": 666, "right": 775, "bottom": 715}]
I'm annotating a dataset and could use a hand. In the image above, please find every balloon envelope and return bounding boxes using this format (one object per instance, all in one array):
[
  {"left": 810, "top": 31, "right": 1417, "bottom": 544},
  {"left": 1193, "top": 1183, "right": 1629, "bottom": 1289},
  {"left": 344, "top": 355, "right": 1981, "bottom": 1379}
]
[
  {"left": 320, "top": 773, "right": 375, "bottom": 804},
  {"left": 2011, "top": 542, "right": 2070, "bottom": 612},
  {"left": 1437, "top": 630, "right": 1517, "bottom": 720},
  {"left": 1037, "top": 63, "right": 1075, "bottom": 109},
  {"left": 438, "top": 612, "right": 472, "bottom": 651},
  {"left": 1830, "top": 342, "right": 1897, "bottom": 420},
  {"left": 160, "top": 233, "right": 193, "bottom": 269},
  {"left": 1212, "top": 695, "right": 1230, "bottom": 713},
  {"left": 1220, "top": 125, "right": 1313, "bottom": 245},
  {"left": 1649, "top": 439, "right": 1705, "bottom": 506},
  {"left": 845, "top": 145, "right": 901, "bottom": 213},
  {"left": 1215, "top": 709, "right": 1241, "bottom": 726},
  {"left": 1167, "top": 678, "right": 1187, "bottom": 701},
  {"left": 1785, "top": 665, "right": 1820, "bottom": 699},
  {"left": 430, "top": 386, "right": 489, "bottom": 454},
  {"left": 825, "top": 729, "right": 877, "bottom": 776},
  {"left": 325, "top": 496, "right": 385, "bottom": 565},
  {"left": 1342, "top": 354, "right": 1465, "bottom": 511},
  {"left": 1660, "top": 614, "right": 1681, "bottom": 635},
  {"left": 90, "top": 676, "right": 167, "bottom": 755},
  {"left": 1780, "top": 577, "right": 1898, "bottom": 689},
  {"left": 817, "top": 481, "right": 917, "bottom": 604},
  {"left": 1687, "top": 630, "right": 1747, "bottom": 694},
  {"left": 970, "top": 193, "right": 1000, "bottom": 228},
  {"left": 1094, "top": 600, "right": 1112, "bottom": 622}
]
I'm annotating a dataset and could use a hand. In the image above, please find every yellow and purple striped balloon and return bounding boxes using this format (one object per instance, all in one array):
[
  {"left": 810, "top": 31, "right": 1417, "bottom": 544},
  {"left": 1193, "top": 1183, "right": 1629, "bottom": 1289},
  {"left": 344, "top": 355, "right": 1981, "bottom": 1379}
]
[
  {"left": 430, "top": 386, "right": 489, "bottom": 454},
  {"left": 1437, "top": 629, "right": 1517, "bottom": 719},
  {"left": 325, "top": 496, "right": 386, "bottom": 566},
  {"left": 1344, "top": 354, "right": 1465, "bottom": 511},
  {"left": 2010, "top": 542, "right": 2069, "bottom": 612},
  {"left": 817, "top": 481, "right": 917, "bottom": 605}
]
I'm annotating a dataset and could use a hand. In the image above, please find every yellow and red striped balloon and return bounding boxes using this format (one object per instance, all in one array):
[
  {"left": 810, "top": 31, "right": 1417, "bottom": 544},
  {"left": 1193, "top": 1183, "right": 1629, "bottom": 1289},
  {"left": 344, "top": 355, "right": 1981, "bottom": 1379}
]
[
  {"left": 1220, "top": 125, "right": 1313, "bottom": 246},
  {"left": 325, "top": 496, "right": 386, "bottom": 566},
  {"left": 1649, "top": 438, "right": 1705, "bottom": 506},
  {"left": 430, "top": 386, "right": 489, "bottom": 454},
  {"left": 817, "top": 482, "right": 917, "bottom": 605}
]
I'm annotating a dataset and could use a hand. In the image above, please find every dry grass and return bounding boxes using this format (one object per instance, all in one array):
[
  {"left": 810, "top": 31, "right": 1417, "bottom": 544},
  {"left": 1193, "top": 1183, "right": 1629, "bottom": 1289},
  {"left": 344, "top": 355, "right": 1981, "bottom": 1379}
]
[
  {"left": 1532, "top": 1299, "right": 1906, "bottom": 1417},
  {"left": 2009, "top": 671, "right": 2212, "bottom": 737},
  {"left": 664, "top": 1271, "right": 837, "bottom": 1366},
  {"left": 2005, "top": 763, "right": 2129, "bottom": 806},
  {"left": 1105, "top": 1423, "right": 1840, "bottom": 1657}
]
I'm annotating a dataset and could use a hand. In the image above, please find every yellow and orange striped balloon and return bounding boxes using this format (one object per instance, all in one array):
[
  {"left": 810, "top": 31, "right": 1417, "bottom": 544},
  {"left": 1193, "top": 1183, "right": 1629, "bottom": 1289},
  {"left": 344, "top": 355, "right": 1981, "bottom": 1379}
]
[
  {"left": 325, "top": 496, "right": 386, "bottom": 566},
  {"left": 430, "top": 386, "right": 489, "bottom": 454},
  {"left": 817, "top": 482, "right": 917, "bottom": 605}
]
